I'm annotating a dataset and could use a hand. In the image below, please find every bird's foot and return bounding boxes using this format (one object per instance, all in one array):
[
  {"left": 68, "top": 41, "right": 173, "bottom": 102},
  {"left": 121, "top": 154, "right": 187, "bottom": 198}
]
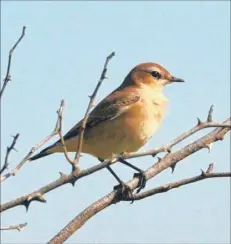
[
  {"left": 134, "top": 171, "right": 147, "bottom": 193},
  {"left": 114, "top": 182, "right": 134, "bottom": 201}
]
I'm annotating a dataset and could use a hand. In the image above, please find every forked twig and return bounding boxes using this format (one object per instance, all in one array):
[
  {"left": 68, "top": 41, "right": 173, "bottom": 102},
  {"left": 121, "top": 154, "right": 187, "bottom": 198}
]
[
  {"left": 0, "top": 102, "right": 64, "bottom": 182},
  {"left": 0, "top": 134, "right": 20, "bottom": 175},
  {"left": 0, "top": 26, "right": 26, "bottom": 100}
]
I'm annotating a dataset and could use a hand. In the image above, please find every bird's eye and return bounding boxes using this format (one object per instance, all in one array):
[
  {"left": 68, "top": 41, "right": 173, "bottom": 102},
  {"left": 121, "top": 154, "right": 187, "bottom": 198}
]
[{"left": 151, "top": 71, "right": 161, "bottom": 79}]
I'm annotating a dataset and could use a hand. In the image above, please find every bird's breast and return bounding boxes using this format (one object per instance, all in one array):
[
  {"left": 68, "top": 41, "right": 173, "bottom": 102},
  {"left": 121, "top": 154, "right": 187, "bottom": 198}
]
[{"left": 124, "top": 98, "right": 167, "bottom": 146}]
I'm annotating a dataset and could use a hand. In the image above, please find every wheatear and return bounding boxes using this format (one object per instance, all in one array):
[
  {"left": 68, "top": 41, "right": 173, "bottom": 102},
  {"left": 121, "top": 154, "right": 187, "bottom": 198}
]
[{"left": 30, "top": 62, "right": 184, "bottom": 192}]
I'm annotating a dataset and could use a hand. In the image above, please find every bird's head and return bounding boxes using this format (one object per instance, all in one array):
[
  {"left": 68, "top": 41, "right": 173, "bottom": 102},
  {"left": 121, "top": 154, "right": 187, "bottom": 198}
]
[{"left": 123, "top": 62, "right": 185, "bottom": 91}]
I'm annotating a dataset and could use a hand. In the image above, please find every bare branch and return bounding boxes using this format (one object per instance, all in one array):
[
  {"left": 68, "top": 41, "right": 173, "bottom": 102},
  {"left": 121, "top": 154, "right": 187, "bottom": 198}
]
[
  {"left": 48, "top": 165, "right": 230, "bottom": 244},
  {"left": 56, "top": 100, "right": 77, "bottom": 168},
  {"left": 0, "top": 26, "right": 26, "bottom": 101},
  {"left": 0, "top": 156, "right": 118, "bottom": 212},
  {"left": 0, "top": 101, "right": 64, "bottom": 182},
  {"left": 46, "top": 122, "right": 231, "bottom": 243},
  {"left": 125, "top": 165, "right": 231, "bottom": 202},
  {"left": 123, "top": 109, "right": 230, "bottom": 160},
  {"left": 0, "top": 134, "right": 20, "bottom": 175},
  {"left": 73, "top": 52, "right": 115, "bottom": 171},
  {"left": 0, "top": 222, "right": 27, "bottom": 231},
  {"left": 1, "top": 118, "right": 230, "bottom": 212}
]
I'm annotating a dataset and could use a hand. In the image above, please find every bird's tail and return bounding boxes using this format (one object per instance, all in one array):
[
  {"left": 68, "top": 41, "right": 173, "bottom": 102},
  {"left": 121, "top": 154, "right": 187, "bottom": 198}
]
[{"left": 29, "top": 146, "right": 54, "bottom": 161}]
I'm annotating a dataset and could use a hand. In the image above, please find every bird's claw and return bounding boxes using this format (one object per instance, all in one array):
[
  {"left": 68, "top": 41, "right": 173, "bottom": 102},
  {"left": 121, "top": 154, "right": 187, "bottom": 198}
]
[
  {"left": 134, "top": 172, "right": 147, "bottom": 193},
  {"left": 114, "top": 182, "right": 134, "bottom": 202}
]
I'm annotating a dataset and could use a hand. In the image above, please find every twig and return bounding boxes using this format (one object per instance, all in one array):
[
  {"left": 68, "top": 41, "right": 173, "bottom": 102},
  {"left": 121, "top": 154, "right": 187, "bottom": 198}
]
[
  {"left": 0, "top": 26, "right": 26, "bottom": 101},
  {"left": 124, "top": 164, "right": 231, "bottom": 201},
  {"left": 1, "top": 118, "right": 230, "bottom": 212},
  {"left": 0, "top": 118, "right": 231, "bottom": 212},
  {"left": 124, "top": 105, "right": 230, "bottom": 161},
  {"left": 0, "top": 134, "right": 20, "bottom": 175},
  {"left": 0, "top": 222, "right": 27, "bottom": 231},
  {"left": 73, "top": 52, "right": 115, "bottom": 170},
  {"left": 56, "top": 100, "right": 76, "bottom": 167},
  {"left": 47, "top": 124, "right": 230, "bottom": 244},
  {"left": 0, "top": 102, "right": 64, "bottom": 182}
]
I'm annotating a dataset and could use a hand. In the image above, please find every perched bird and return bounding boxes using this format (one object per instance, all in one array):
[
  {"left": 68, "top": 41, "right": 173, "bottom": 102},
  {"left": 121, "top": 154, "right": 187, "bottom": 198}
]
[{"left": 30, "top": 62, "right": 184, "bottom": 192}]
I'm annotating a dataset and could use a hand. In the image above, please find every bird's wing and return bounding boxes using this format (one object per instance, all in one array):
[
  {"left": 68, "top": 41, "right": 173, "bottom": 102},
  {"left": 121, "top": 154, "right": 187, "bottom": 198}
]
[{"left": 62, "top": 90, "right": 140, "bottom": 141}]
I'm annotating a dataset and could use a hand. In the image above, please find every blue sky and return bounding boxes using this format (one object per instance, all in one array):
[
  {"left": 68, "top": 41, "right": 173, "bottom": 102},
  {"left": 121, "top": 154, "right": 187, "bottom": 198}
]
[{"left": 1, "top": 1, "right": 230, "bottom": 243}]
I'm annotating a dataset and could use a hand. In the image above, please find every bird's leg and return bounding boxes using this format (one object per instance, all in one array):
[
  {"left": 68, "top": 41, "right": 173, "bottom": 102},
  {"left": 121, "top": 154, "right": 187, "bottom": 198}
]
[
  {"left": 118, "top": 158, "right": 147, "bottom": 193},
  {"left": 98, "top": 158, "right": 134, "bottom": 199}
]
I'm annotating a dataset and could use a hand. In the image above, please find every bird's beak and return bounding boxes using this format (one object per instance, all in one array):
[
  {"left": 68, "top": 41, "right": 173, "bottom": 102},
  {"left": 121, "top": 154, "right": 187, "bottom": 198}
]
[{"left": 169, "top": 76, "right": 185, "bottom": 83}]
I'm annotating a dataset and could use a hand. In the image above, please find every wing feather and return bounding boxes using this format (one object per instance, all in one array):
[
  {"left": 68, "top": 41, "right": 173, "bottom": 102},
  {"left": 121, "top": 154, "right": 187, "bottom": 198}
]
[{"left": 62, "top": 91, "right": 140, "bottom": 141}]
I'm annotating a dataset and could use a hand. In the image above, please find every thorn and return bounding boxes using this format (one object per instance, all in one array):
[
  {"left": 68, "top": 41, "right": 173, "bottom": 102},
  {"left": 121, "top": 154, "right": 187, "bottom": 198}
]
[
  {"left": 197, "top": 117, "right": 202, "bottom": 126},
  {"left": 88, "top": 95, "right": 93, "bottom": 99},
  {"left": 70, "top": 179, "right": 76, "bottom": 187},
  {"left": 200, "top": 169, "right": 207, "bottom": 177},
  {"left": 59, "top": 172, "right": 68, "bottom": 179},
  {"left": 206, "top": 163, "right": 214, "bottom": 174},
  {"left": 204, "top": 143, "right": 213, "bottom": 153},
  {"left": 12, "top": 147, "right": 18, "bottom": 152},
  {"left": 170, "top": 163, "right": 177, "bottom": 173},
  {"left": 207, "top": 105, "right": 214, "bottom": 122},
  {"left": 157, "top": 156, "right": 162, "bottom": 162},
  {"left": 23, "top": 201, "right": 31, "bottom": 212}
]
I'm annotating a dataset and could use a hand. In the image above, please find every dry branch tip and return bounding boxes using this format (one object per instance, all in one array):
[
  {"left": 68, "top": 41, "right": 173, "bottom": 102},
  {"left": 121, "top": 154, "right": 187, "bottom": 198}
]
[
  {"left": 0, "top": 222, "right": 27, "bottom": 232},
  {"left": 206, "top": 163, "right": 214, "bottom": 174},
  {"left": 207, "top": 105, "right": 214, "bottom": 122},
  {"left": 0, "top": 26, "right": 26, "bottom": 100},
  {"left": 197, "top": 117, "right": 202, "bottom": 126}
]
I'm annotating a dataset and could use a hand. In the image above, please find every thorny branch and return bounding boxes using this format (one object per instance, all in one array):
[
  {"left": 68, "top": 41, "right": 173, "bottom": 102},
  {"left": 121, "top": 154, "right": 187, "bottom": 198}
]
[
  {"left": 73, "top": 52, "right": 115, "bottom": 171},
  {"left": 48, "top": 52, "right": 115, "bottom": 174},
  {"left": 0, "top": 133, "right": 20, "bottom": 175},
  {"left": 0, "top": 101, "right": 65, "bottom": 182},
  {"left": 0, "top": 114, "right": 230, "bottom": 212},
  {"left": 124, "top": 105, "right": 230, "bottom": 160},
  {"left": 124, "top": 163, "right": 231, "bottom": 202},
  {"left": 47, "top": 124, "right": 231, "bottom": 244},
  {"left": 0, "top": 222, "right": 27, "bottom": 232},
  {"left": 0, "top": 26, "right": 26, "bottom": 101}
]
